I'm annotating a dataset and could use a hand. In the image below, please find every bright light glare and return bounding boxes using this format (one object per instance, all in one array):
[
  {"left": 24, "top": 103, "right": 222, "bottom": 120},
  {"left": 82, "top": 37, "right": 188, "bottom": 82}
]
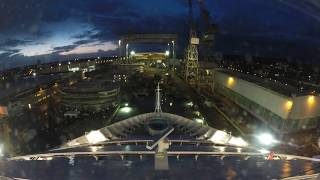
[
  {"left": 43, "top": 157, "right": 53, "bottom": 160},
  {"left": 124, "top": 103, "right": 129, "bottom": 107},
  {"left": 165, "top": 50, "right": 170, "bottom": 56},
  {"left": 32, "top": 72, "right": 37, "bottom": 76},
  {"left": 286, "top": 100, "right": 293, "bottom": 110},
  {"left": 67, "top": 141, "right": 80, "bottom": 147},
  {"left": 85, "top": 130, "right": 107, "bottom": 144},
  {"left": 259, "top": 149, "right": 270, "bottom": 154},
  {"left": 186, "top": 102, "right": 193, "bottom": 107},
  {"left": 236, "top": 148, "right": 242, "bottom": 153},
  {"left": 37, "top": 157, "right": 53, "bottom": 160},
  {"left": 308, "top": 95, "right": 315, "bottom": 105},
  {"left": 68, "top": 67, "right": 80, "bottom": 72},
  {"left": 130, "top": 50, "right": 135, "bottom": 55},
  {"left": 90, "top": 146, "right": 102, "bottom": 152},
  {"left": 218, "top": 146, "right": 225, "bottom": 152},
  {"left": 120, "top": 107, "right": 132, "bottom": 113},
  {"left": 195, "top": 118, "right": 204, "bottom": 124},
  {"left": 228, "top": 77, "right": 234, "bottom": 84},
  {"left": 209, "top": 131, "right": 229, "bottom": 144},
  {"left": 228, "top": 137, "right": 248, "bottom": 147},
  {"left": 257, "top": 133, "right": 278, "bottom": 145}
]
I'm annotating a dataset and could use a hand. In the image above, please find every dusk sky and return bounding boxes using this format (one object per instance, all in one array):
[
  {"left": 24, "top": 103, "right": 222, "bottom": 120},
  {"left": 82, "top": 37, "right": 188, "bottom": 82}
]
[{"left": 1, "top": 0, "right": 320, "bottom": 68}]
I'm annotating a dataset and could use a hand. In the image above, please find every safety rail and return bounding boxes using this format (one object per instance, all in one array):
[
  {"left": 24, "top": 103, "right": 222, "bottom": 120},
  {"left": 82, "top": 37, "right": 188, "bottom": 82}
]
[
  {"left": 52, "top": 139, "right": 254, "bottom": 152},
  {"left": 9, "top": 150, "right": 320, "bottom": 162}
]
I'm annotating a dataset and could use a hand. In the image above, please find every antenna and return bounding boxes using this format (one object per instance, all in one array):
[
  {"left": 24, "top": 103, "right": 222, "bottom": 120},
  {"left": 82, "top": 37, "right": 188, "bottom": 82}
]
[{"left": 154, "top": 82, "right": 162, "bottom": 113}]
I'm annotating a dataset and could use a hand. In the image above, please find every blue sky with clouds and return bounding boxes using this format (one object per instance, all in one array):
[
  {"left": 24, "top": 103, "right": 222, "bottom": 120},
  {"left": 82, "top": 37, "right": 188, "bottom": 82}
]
[{"left": 1, "top": 0, "right": 320, "bottom": 68}]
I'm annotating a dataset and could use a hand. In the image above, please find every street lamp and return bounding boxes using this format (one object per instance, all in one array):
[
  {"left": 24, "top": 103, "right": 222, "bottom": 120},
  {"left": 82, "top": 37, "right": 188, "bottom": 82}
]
[
  {"left": 126, "top": 43, "right": 129, "bottom": 61},
  {"left": 165, "top": 50, "right": 170, "bottom": 56},
  {"left": 118, "top": 40, "right": 121, "bottom": 61},
  {"left": 172, "top": 40, "right": 175, "bottom": 71}
]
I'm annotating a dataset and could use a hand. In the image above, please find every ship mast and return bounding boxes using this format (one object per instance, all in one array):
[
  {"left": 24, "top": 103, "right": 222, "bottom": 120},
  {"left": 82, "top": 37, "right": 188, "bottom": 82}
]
[{"left": 154, "top": 82, "right": 162, "bottom": 113}]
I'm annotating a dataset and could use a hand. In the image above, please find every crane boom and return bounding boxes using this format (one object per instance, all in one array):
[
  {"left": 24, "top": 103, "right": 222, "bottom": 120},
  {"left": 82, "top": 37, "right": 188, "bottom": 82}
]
[
  {"left": 188, "top": 0, "right": 197, "bottom": 38},
  {"left": 197, "top": 0, "right": 218, "bottom": 35},
  {"left": 198, "top": 0, "right": 211, "bottom": 31}
]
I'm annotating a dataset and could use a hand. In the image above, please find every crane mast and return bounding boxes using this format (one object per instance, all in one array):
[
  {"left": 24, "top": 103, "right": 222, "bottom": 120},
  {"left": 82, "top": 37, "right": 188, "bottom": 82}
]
[
  {"left": 197, "top": 0, "right": 218, "bottom": 62},
  {"left": 184, "top": 0, "right": 200, "bottom": 85}
]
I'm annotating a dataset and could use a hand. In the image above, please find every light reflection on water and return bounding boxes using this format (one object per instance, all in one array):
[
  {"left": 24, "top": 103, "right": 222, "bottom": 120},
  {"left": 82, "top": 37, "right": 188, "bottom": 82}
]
[
  {"left": 281, "top": 161, "right": 291, "bottom": 178},
  {"left": 226, "top": 167, "right": 237, "bottom": 180},
  {"left": 304, "top": 161, "right": 314, "bottom": 175}
]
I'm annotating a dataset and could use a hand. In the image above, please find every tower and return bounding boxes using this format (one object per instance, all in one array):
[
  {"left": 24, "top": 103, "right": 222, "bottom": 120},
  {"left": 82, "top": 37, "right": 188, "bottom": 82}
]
[
  {"left": 184, "top": 0, "right": 199, "bottom": 85},
  {"left": 185, "top": 42, "right": 199, "bottom": 84}
]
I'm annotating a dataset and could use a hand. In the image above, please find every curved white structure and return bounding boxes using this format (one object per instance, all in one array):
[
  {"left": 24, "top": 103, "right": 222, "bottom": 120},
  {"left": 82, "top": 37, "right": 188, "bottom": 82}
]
[{"left": 63, "top": 112, "right": 248, "bottom": 148}]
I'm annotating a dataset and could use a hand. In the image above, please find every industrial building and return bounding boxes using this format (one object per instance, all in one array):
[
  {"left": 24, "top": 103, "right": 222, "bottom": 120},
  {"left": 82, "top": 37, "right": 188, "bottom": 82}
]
[
  {"left": 58, "top": 80, "right": 120, "bottom": 112},
  {"left": 210, "top": 69, "right": 320, "bottom": 132}
]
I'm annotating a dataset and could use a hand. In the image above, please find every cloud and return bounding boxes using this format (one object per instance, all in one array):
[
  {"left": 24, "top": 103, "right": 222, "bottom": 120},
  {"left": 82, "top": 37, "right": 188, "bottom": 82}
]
[
  {"left": 59, "top": 41, "right": 117, "bottom": 55},
  {"left": 1, "top": 0, "right": 320, "bottom": 67},
  {"left": 0, "top": 49, "right": 22, "bottom": 59},
  {"left": 74, "top": 39, "right": 96, "bottom": 45},
  {"left": 53, "top": 45, "right": 78, "bottom": 52},
  {"left": 72, "top": 29, "right": 97, "bottom": 39},
  {"left": 0, "top": 39, "right": 33, "bottom": 48}
]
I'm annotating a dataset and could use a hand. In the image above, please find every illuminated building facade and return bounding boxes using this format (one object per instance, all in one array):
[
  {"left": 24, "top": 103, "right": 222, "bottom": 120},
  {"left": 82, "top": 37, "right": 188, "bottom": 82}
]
[{"left": 211, "top": 70, "right": 320, "bottom": 132}]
